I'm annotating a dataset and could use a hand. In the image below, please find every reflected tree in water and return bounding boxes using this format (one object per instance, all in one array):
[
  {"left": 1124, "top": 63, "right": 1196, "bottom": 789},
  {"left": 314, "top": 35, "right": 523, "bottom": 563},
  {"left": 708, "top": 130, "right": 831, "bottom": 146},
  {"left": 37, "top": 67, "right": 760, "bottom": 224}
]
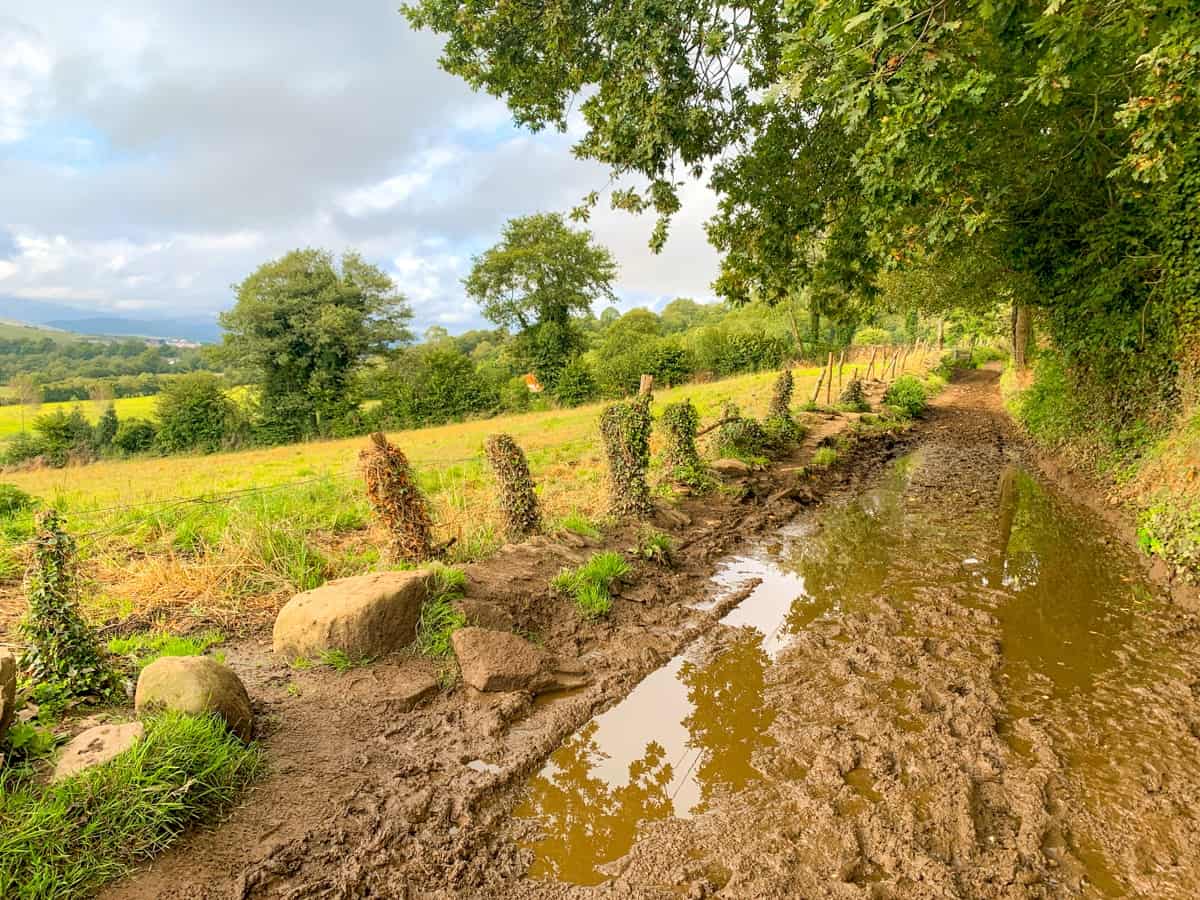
[
  {"left": 516, "top": 721, "right": 674, "bottom": 884},
  {"left": 678, "top": 629, "right": 776, "bottom": 813}
]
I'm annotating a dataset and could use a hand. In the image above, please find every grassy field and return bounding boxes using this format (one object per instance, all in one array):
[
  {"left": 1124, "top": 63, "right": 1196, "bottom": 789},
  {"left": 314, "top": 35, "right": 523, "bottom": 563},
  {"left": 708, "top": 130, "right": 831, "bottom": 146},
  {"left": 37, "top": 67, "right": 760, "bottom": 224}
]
[
  {"left": 0, "top": 395, "right": 159, "bottom": 440},
  {"left": 0, "top": 353, "right": 928, "bottom": 636}
]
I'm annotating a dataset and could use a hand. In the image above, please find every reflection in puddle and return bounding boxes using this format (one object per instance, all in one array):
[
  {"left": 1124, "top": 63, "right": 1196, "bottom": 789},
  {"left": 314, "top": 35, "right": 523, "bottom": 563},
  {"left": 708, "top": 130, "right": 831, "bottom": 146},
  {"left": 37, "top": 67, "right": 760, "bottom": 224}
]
[{"left": 518, "top": 450, "right": 1182, "bottom": 892}]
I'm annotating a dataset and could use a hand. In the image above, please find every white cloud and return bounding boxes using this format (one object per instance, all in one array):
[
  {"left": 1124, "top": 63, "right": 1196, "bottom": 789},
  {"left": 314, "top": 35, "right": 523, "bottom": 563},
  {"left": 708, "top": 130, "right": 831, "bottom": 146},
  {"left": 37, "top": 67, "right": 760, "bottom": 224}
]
[
  {"left": 0, "top": 1, "right": 724, "bottom": 333},
  {"left": 0, "top": 22, "right": 52, "bottom": 142}
]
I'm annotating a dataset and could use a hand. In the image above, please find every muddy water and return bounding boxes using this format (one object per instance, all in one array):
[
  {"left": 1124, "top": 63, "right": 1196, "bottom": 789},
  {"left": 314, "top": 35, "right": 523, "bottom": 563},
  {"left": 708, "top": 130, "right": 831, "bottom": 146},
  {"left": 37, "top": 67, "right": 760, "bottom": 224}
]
[{"left": 514, "top": 449, "right": 1196, "bottom": 892}]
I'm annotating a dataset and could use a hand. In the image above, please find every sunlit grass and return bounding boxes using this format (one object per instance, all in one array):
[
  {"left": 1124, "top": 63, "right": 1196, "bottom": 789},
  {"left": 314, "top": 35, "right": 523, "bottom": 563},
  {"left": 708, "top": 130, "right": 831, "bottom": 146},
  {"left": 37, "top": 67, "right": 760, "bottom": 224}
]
[{"left": 0, "top": 355, "right": 934, "bottom": 633}]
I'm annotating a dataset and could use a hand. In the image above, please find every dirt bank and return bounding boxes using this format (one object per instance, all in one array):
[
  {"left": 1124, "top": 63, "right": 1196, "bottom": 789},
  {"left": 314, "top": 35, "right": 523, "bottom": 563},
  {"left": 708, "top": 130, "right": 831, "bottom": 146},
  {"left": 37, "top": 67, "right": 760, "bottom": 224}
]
[{"left": 107, "top": 370, "right": 1200, "bottom": 899}]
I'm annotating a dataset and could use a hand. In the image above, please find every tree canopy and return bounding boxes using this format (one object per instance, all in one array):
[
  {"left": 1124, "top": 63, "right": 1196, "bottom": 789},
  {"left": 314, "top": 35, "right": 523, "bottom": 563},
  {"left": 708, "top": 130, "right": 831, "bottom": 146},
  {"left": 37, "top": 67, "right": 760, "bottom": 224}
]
[
  {"left": 406, "top": 0, "right": 1200, "bottom": 427},
  {"left": 219, "top": 249, "right": 413, "bottom": 440},
  {"left": 464, "top": 212, "right": 617, "bottom": 387}
]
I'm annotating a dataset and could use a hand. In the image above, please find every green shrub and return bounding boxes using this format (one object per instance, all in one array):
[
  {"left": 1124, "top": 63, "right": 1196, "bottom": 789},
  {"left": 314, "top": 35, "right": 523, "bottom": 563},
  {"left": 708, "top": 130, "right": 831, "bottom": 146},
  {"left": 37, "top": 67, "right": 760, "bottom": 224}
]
[
  {"left": 852, "top": 326, "right": 892, "bottom": 346},
  {"left": 155, "top": 373, "right": 242, "bottom": 454},
  {"left": 552, "top": 550, "right": 630, "bottom": 618},
  {"left": 554, "top": 357, "right": 598, "bottom": 406},
  {"left": 0, "top": 433, "right": 49, "bottom": 467},
  {"left": 0, "top": 711, "right": 263, "bottom": 900},
  {"left": 0, "top": 484, "right": 35, "bottom": 517},
  {"left": 30, "top": 408, "right": 94, "bottom": 467},
  {"left": 95, "top": 404, "right": 119, "bottom": 449},
  {"left": 112, "top": 418, "right": 158, "bottom": 454},
  {"left": 883, "top": 376, "right": 928, "bottom": 419}
]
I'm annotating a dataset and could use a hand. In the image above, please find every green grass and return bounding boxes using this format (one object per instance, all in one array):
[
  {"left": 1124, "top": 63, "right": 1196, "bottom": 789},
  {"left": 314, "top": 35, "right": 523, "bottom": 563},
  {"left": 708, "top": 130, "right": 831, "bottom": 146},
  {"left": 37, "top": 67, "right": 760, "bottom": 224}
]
[
  {"left": 556, "top": 511, "right": 602, "bottom": 539},
  {"left": 811, "top": 446, "right": 839, "bottom": 468},
  {"left": 0, "top": 711, "right": 263, "bottom": 900},
  {"left": 415, "top": 563, "right": 468, "bottom": 657},
  {"left": 552, "top": 550, "right": 631, "bottom": 618},
  {"left": 106, "top": 629, "right": 226, "bottom": 671},
  {"left": 318, "top": 648, "right": 371, "bottom": 672},
  {"left": 630, "top": 529, "right": 673, "bottom": 565}
]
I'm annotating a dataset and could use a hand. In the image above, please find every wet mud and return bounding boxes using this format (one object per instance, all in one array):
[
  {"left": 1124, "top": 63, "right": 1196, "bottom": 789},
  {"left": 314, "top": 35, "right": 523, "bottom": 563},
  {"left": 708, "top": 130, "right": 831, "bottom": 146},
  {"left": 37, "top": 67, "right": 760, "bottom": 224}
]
[{"left": 105, "top": 370, "right": 1200, "bottom": 899}]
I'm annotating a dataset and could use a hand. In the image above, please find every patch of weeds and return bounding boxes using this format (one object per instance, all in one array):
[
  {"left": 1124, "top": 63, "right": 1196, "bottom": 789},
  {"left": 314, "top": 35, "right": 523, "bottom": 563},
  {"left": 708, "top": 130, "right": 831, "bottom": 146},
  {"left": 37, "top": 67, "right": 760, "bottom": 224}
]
[
  {"left": 0, "top": 710, "right": 263, "bottom": 900},
  {"left": 285, "top": 682, "right": 301, "bottom": 697},
  {"left": 1, "top": 719, "right": 60, "bottom": 774},
  {"left": 552, "top": 550, "right": 631, "bottom": 619},
  {"left": 416, "top": 562, "right": 468, "bottom": 658},
  {"left": 557, "top": 512, "right": 601, "bottom": 540},
  {"left": 318, "top": 648, "right": 372, "bottom": 672},
  {"left": 106, "top": 629, "right": 226, "bottom": 672},
  {"left": 289, "top": 656, "right": 313, "bottom": 670},
  {"left": 630, "top": 529, "right": 673, "bottom": 566},
  {"left": 883, "top": 376, "right": 928, "bottom": 419},
  {"left": 811, "top": 446, "right": 839, "bottom": 468}
]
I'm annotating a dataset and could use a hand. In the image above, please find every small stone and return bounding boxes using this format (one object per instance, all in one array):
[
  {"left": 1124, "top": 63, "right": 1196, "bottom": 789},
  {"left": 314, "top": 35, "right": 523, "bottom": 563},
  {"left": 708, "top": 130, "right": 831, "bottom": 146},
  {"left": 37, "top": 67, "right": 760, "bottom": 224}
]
[
  {"left": 451, "top": 628, "right": 588, "bottom": 694},
  {"left": 711, "top": 458, "right": 752, "bottom": 477},
  {"left": 135, "top": 656, "right": 254, "bottom": 740},
  {"left": 53, "top": 721, "right": 144, "bottom": 782},
  {"left": 452, "top": 599, "right": 514, "bottom": 632}
]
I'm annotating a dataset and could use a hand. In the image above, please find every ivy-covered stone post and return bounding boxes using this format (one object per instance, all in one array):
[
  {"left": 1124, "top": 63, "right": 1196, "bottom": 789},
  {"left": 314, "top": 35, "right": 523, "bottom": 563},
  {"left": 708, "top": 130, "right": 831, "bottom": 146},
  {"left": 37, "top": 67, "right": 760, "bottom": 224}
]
[
  {"left": 21, "top": 509, "right": 117, "bottom": 699},
  {"left": 484, "top": 433, "right": 541, "bottom": 539},
  {"left": 768, "top": 368, "right": 794, "bottom": 420},
  {"left": 360, "top": 432, "right": 434, "bottom": 562},
  {"left": 600, "top": 396, "right": 654, "bottom": 518},
  {"left": 660, "top": 400, "right": 702, "bottom": 473}
]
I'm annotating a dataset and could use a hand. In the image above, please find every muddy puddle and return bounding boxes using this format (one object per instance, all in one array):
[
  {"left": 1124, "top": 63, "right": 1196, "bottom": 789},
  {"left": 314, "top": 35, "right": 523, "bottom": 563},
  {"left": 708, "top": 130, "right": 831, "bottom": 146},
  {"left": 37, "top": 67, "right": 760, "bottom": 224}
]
[{"left": 514, "top": 449, "right": 1196, "bottom": 892}]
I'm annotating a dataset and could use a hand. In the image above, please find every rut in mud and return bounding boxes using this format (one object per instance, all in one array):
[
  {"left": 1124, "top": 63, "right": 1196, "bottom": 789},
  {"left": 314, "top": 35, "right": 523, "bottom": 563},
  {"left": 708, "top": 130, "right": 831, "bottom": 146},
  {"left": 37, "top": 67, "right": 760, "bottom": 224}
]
[
  {"left": 105, "top": 370, "right": 1200, "bottom": 899},
  {"left": 505, "top": 371, "right": 1200, "bottom": 899}
]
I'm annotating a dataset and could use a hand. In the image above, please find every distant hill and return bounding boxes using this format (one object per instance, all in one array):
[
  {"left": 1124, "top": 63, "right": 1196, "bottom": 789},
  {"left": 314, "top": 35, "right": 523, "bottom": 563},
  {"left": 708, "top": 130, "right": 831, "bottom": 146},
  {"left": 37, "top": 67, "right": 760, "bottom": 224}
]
[
  {"left": 0, "top": 296, "right": 221, "bottom": 343},
  {"left": 45, "top": 316, "right": 221, "bottom": 343}
]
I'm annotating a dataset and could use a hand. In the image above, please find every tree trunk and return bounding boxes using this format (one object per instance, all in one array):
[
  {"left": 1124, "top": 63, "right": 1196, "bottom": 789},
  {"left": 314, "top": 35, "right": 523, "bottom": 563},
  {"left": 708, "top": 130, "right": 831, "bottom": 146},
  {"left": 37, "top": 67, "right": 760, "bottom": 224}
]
[
  {"left": 1011, "top": 303, "right": 1031, "bottom": 369},
  {"left": 937, "top": 317, "right": 945, "bottom": 350},
  {"left": 785, "top": 300, "right": 804, "bottom": 360},
  {"left": 809, "top": 308, "right": 821, "bottom": 355}
]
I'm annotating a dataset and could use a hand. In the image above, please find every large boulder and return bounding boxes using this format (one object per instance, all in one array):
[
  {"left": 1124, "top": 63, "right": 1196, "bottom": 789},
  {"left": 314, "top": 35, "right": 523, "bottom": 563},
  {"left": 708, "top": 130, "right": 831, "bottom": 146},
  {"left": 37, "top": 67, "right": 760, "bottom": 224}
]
[
  {"left": 135, "top": 656, "right": 254, "bottom": 741},
  {"left": 273, "top": 570, "right": 429, "bottom": 661},
  {"left": 451, "top": 627, "right": 588, "bottom": 694},
  {"left": 453, "top": 598, "right": 514, "bottom": 633},
  {"left": 0, "top": 648, "right": 15, "bottom": 745},
  {"left": 53, "top": 721, "right": 144, "bottom": 782}
]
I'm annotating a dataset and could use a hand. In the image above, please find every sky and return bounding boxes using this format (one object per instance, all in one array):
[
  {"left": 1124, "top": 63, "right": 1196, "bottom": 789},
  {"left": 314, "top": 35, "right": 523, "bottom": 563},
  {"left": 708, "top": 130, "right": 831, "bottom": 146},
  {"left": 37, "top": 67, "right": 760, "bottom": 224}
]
[{"left": 0, "top": 1, "right": 722, "bottom": 334}]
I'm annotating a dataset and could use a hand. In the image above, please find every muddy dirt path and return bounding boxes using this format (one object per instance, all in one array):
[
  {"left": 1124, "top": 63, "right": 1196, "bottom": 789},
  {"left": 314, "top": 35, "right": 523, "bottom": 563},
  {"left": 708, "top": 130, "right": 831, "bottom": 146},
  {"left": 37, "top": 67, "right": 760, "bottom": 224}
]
[{"left": 107, "top": 371, "right": 1200, "bottom": 899}]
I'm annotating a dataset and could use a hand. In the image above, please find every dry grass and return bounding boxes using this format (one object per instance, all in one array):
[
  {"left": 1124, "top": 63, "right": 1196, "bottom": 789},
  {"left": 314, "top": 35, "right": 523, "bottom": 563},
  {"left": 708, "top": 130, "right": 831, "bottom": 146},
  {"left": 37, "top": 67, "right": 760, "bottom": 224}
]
[{"left": 0, "top": 351, "right": 934, "bottom": 636}]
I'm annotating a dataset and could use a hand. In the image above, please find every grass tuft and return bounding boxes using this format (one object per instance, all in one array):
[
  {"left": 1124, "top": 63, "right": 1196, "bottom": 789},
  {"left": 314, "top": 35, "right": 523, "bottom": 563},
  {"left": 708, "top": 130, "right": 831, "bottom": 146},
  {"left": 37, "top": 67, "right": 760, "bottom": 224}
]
[
  {"left": 811, "top": 446, "right": 839, "bottom": 468},
  {"left": 0, "top": 711, "right": 263, "bottom": 900},
  {"left": 415, "top": 562, "right": 468, "bottom": 657},
  {"left": 107, "top": 629, "right": 226, "bottom": 671},
  {"left": 552, "top": 550, "right": 631, "bottom": 619}
]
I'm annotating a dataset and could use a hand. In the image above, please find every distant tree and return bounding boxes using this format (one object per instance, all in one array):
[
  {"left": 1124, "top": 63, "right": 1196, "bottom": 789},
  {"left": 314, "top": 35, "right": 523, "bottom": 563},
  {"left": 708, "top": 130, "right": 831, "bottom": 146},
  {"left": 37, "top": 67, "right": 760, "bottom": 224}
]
[
  {"left": 423, "top": 324, "right": 451, "bottom": 345},
  {"left": 379, "top": 345, "right": 497, "bottom": 427},
  {"left": 219, "top": 249, "right": 414, "bottom": 441},
  {"left": 465, "top": 213, "right": 617, "bottom": 389},
  {"left": 155, "top": 372, "right": 241, "bottom": 454},
  {"left": 95, "top": 403, "right": 119, "bottom": 449},
  {"left": 10, "top": 375, "right": 41, "bottom": 432},
  {"left": 87, "top": 380, "right": 114, "bottom": 414}
]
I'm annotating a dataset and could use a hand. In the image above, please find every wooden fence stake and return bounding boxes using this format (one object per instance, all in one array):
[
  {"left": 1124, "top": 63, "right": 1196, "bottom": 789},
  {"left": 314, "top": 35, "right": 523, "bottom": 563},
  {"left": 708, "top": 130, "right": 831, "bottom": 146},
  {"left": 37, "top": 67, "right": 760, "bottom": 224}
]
[
  {"left": 824, "top": 352, "right": 834, "bottom": 405},
  {"left": 865, "top": 346, "right": 877, "bottom": 380},
  {"left": 810, "top": 362, "right": 826, "bottom": 405},
  {"left": 837, "top": 350, "right": 845, "bottom": 391}
]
